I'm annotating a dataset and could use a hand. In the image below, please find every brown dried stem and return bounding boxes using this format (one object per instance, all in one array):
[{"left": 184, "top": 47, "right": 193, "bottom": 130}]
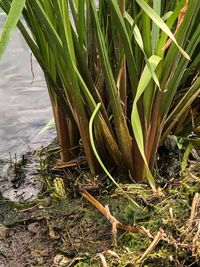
[{"left": 80, "top": 190, "right": 146, "bottom": 240}]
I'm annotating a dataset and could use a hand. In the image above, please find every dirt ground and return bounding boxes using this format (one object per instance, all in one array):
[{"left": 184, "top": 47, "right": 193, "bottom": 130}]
[
  {"left": 0, "top": 147, "right": 200, "bottom": 267},
  {"left": 0, "top": 166, "right": 200, "bottom": 267},
  {"left": 0, "top": 196, "right": 115, "bottom": 267}
]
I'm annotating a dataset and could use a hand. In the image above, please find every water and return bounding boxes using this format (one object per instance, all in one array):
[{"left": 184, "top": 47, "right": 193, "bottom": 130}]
[{"left": 0, "top": 17, "right": 56, "bottom": 158}]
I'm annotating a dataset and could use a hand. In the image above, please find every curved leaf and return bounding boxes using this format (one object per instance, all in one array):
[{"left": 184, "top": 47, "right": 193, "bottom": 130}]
[
  {"left": 131, "top": 55, "right": 162, "bottom": 191},
  {"left": 135, "top": 0, "right": 190, "bottom": 60},
  {"left": 89, "top": 103, "right": 144, "bottom": 211}
]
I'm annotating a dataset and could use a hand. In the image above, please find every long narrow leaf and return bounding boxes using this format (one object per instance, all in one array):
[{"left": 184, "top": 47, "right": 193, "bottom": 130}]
[
  {"left": 131, "top": 55, "right": 162, "bottom": 191},
  {"left": 89, "top": 0, "right": 134, "bottom": 174},
  {"left": 89, "top": 103, "right": 144, "bottom": 211},
  {"left": 0, "top": 0, "right": 26, "bottom": 58},
  {"left": 135, "top": 0, "right": 190, "bottom": 60},
  {"left": 125, "top": 12, "right": 161, "bottom": 90}
]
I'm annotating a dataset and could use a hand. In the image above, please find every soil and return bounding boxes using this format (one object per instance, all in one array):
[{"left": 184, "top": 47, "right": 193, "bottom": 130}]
[
  {"left": 0, "top": 196, "right": 113, "bottom": 267},
  {"left": 0, "top": 147, "right": 200, "bottom": 267}
]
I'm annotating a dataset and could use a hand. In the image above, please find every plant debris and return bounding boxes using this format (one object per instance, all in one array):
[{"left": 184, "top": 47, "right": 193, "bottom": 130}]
[{"left": 0, "top": 158, "right": 199, "bottom": 266}]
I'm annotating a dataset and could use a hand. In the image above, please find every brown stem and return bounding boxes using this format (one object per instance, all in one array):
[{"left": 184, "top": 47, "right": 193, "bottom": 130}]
[
  {"left": 164, "top": 0, "right": 189, "bottom": 51},
  {"left": 117, "top": 0, "right": 127, "bottom": 116},
  {"left": 80, "top": 190, "right": 145, "bottom": 234},
  {"left": 52, "top": 98, "right": 74, "bottom": 162},
  {"left": 131, "top": 137, "right": 146, "bottom": 181},
  {"left": 118, "top": 0, "right": 125, "bottom": 16},
  {"left": 117, "top": 61, "right": 127, "bottom": 116},
  {"left": 148, "top": 118, "right": 165, "bottom": 171},
  {"left": 146, "top": 91, "right": 163, "bottom": 164}
]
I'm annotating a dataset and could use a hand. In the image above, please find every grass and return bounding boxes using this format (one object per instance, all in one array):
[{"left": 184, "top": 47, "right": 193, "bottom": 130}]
[
  {"left": 0, "top": 1, "right": 199, "bottom": 190},
  {"left": 0, "top": 3, "right": 200, "bottom": 266},
  {"left": 0, "top": 3, "right": 200, "bottom": 252}
]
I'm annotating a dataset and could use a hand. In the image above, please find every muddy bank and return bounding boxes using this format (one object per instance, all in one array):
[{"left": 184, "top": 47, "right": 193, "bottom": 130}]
[
  {"left": 0, "top": 163, "right": 200, "bottom": 267},
  {"left": 0, "top": 197, "right": 113, "bottom": 267},
  {"left": 0, "top": 143, "right": 200, "bottom": 266},
  {"left": 0, "top": 152, "right": 43, "bottom": 203}
]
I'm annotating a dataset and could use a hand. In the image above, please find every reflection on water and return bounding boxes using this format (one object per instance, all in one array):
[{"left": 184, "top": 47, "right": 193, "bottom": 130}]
[{"left": 0, "top": 17, "right": 55, "bottom": 158}]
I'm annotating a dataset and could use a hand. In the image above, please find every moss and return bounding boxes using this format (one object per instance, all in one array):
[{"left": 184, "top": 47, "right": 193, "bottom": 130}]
[{"left": 1, "top": 150, "right": 200, "bottom": 266}]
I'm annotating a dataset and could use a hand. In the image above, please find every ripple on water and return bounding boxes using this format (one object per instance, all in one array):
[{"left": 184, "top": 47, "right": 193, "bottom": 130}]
[{"left": 0, "top": 18, "right": 55, "bottom": 158}]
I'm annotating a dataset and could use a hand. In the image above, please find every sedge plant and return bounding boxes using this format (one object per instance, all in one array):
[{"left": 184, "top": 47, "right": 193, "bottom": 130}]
[{"left": 0, "top": 0, "right": 200, "bottom": 192}]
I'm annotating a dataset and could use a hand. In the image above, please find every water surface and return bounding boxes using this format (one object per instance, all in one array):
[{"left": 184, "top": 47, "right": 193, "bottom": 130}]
[{"left": 0, "top": 17, "right": 55, "bottom": 158}]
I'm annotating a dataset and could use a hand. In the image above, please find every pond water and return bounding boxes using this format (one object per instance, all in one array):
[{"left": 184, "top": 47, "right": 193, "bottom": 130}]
[{"left": 0, "top": 17, "right": 56, "bottom": 159}]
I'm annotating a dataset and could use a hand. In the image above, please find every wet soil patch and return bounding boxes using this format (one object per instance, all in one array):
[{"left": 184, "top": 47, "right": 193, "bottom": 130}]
[
  {"left": 0, "top": 196, "right": 114, "bottom": 267},
  {"left": 0, "top": 152, "right": 43, "bottom": 202},
  {"left": 0, "top": 146, "right": 200, "bottom": 266},
  {"left": 0, "top": 165, "right": 200, "bottom": 267}
]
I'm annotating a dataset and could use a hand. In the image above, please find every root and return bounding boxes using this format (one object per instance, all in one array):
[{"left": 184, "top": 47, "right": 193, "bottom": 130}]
[{"left": 80, "top": 190, "right": 146, "bottom": 245}]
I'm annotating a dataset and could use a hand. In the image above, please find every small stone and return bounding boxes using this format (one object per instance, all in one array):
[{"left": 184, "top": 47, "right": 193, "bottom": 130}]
[
  {"left": 53, "top": 254, "right": 71, "bottom": 266},
  {"left": 28, "top": 222, "right": 41, "bottom": 234},
  {"left": 0, "top": 224, "right": 9, "bottom": 239}
]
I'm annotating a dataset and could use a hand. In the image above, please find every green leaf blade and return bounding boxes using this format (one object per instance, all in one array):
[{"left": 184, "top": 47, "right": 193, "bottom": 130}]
[
  {"left": 135, "top": 0, "right": 190, "bottom": 60},
  {"left": 0, "top": 0, "right": 26, "bottom": 58}
]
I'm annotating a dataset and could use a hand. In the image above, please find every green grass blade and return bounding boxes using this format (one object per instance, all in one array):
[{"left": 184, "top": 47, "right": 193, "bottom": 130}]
[
  {"left": 141, "top": 0, "right": 152, "bottom": 58},
  {"left": 89, "top": 0, "right": 134, "bottom": 174},
  {"left": 134, "top": 55, "right": 162, "bottom": 102},
  {"left": 162, "top": 76, "right": 200, "bottom": 141},
  {"left": 125, "top": 12, "right": 161, "bottom": 91},
  {"left": 109, "top": 0, "right": 138, "bottom": 90},
  {"left": 156, "top": 0, "right": 186, "bottom": 56},
  {"left": 162, "top": 23, "right": 200, "bottom": 117},
  {"left": 77, "top": 0, "right": 86, "bottom": 47},
  {"left": 180, "top": 142, "right": 193, "bottom": 175},
  {"left": 131, "top": 55, "right": 162, "bottom": 191},
  {"left": 89, "top": 103, "right": 144, "bottom": 211},
  {"left": 69, "top": 0, "right": 78, "bottom": 30},
  {"left": 151, "top": 0, "right": 161, "bottom": 54},
  {"left": 135, "top": 0, "right": 190, "bottom": 60},
  {"left": 0, "top": 0, "right": 26, "bottom": 58}
]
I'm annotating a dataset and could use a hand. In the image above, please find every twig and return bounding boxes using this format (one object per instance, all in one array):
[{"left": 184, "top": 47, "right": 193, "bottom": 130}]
[
  {"left": 187, "top": 193, "right": 199, "bottom": 232},
  {"left": 107, "top": 250, "right": 120, "bottom": 259},
  {"left": 99, "top": 253, "right": 108, "bottom": 267},
  {"left": 80, "top": 190, "right": 145, "bottom": 239},
  {"left": 162, "top": 232, "right": 178, "bottom": 250},
  {"left": 19, "top": 204, "right": 39, "bottom": 213},
  {"left": 193, "top": 220, "right": 200, "bottom": 248},
  {"left": 30, "top": 52, "right": 35, "bottom": 83},
  {"left": 169, "top": 207, "right": 176, "bottom": 226},
  {"left": 105, "top": 205, "right": 118, "bottom": 246},
  {"left": 141, "top": 227, "right": 154, "bottom": 239},
  {"left": 140, "top": 229, "right": 163, "bottom": 261}
]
